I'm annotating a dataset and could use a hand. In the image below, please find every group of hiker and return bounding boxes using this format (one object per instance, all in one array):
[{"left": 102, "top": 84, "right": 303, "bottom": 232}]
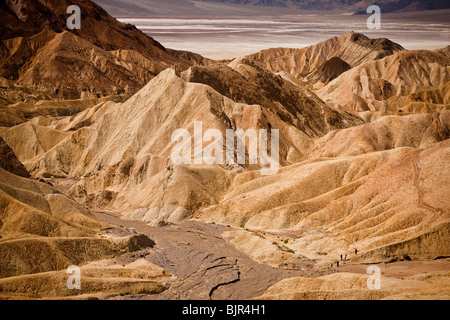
[{"left": 330, "top": 248, "right": 357, "bottom": 268}]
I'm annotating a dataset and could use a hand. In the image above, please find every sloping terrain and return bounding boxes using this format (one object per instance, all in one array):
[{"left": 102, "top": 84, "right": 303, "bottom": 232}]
[
  {"left": 0, "top": 257, "right": 173, "bottom": 299},
  {"left": 0, "top": 0, "right": 213, "bottom": 100},
  {"left": 3, "top": 70, "right": 448, "bottom": 266},
  {"left": 183, "top": 58, "right": 362, "bottom": 136},
  {"left": 0, "top": 137, "right": 30, "bottom": 178},
  {"left": 1, "top": 57, "right": 365, "bottom": 226},
  {"left": 254, "top": 271, "right": 450, "bottom": 300},
  {"left": 0, "top": 0, "right": 184, "bottom": 65},
  {"left": 305, "top": 57, "right": 351, "bottom": 89},
  {"left": 380, "top": 81, "right": 450, "bottom": 114},
  {"left": 1, "top": 30, "right": 164, "bottom": 96},
  {"left": 0, "top": 94, "right": 128, "bottom": 128},
  {"left": 250, "top": 35, "right": 449, "bottom": 113},
  {"left": 0, "top": 138, "right": 172, "bottom": 299},
  {"left": 199, "top": 138, "right": 450, "bottom": 260},
  {"left": 307, "top": 112, "right": 450, "bottom": 158}
]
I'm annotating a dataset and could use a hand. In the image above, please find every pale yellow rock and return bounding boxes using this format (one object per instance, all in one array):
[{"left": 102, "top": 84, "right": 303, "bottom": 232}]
[
  {"left": 254, "top": 272, "right": 450, "bottom": 300},
  {"left": 245, "top": 32, "right": 403, "bottom": 81},
  {"left": 317, "top": 50, "right": 450, "bottom": 111}
]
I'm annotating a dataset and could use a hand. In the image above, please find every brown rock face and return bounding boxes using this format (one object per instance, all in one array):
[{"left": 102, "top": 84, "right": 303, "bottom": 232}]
[
  {"left": 183, "top": 58, "right": 362, "bottom": 137},
  {"left": 254, "top": 272, "right": 450, "bottom": 300},
  {"left": 0, "top": 30, "right": 164, "bottom": 96},
  {"left": 0, "top": 137, "right": 29, "bottom": 177},
  {"left": 306, "top": 57, "right": 351, "bottom": 86},
  {"left": 0, "top": 0, "right": 180, "bottom": 64},
  {"left": 0, "top": 0, "right": 201, "bottom": 98}
]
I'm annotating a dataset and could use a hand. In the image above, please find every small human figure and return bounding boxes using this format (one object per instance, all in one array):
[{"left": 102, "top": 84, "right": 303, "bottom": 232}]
[
  {"left": 355, "top": 248, "right": 358, "bottom": 255},
  {"left": 336, "top": 261, "right": 339, "bottom": 267},
  {"left": 340, "top": 254, "right": 343, "bottom": 261}
]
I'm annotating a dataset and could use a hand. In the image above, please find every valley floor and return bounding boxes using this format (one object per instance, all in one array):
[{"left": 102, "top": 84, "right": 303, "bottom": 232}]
[
  {"left": 92, "top": 210, "right": 314, "bottom": 300},
  {"left": 127, "top": 9, "right": 450, "bottom": 59},
  {"left": 92, "top": 210, "right": 450, "bottom": 300}
]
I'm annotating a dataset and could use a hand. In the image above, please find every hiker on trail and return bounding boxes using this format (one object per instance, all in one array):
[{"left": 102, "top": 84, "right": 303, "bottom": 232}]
[
  {"left": 336, "top": 261, "right": 339, "bottom": 267},
  {"left": 340, "top": 254, "right": 343, "bottom": 261},
  {"left": 355, "top": 248, "right": 358, "bottom": 255}
]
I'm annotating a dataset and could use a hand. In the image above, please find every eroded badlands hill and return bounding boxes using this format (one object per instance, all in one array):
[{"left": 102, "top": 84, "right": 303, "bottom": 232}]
[
  {"left": 1, "top": 30, "right": 166, "bottom": 97},
  {"left": 246, "top": 32, "right": 404, "bottom": 85},
  {"left": 0, "top": 138, "right": 173, "bottom": 299},
  {"left": 318, "top": 49, "right": 450, "bottom": 111},
  {"left": 0, "top": 0, "right": 181, "bottom": 63},
  {"left": 1, "top": 58, "right": 363, "bottom": 227},
  {"left": 246, "top": 32, "right": 449, "bottom": 114}
]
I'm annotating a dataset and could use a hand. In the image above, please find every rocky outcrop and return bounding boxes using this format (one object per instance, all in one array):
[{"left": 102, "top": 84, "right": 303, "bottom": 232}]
[{"left": 0, "top": 0, "right": 185, "bottom": 66}]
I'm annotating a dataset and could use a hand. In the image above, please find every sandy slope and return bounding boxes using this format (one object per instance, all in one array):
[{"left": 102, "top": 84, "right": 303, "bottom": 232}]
[{"left": 254, "top": 271, "right": 450, "bottom": 300}]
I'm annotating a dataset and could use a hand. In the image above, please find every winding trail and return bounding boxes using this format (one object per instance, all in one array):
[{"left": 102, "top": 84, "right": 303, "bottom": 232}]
[{"left": 412, "top": 155, "right": 443, "bottom": 215}]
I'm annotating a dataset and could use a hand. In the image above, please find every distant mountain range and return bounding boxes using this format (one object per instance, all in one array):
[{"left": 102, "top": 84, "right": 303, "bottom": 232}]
[
  {"left": 201, "top": 0, "right": 450, "bottom": 12},
  {"left": 91, "top": 0, "right": 450, "bottom": 18}
]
